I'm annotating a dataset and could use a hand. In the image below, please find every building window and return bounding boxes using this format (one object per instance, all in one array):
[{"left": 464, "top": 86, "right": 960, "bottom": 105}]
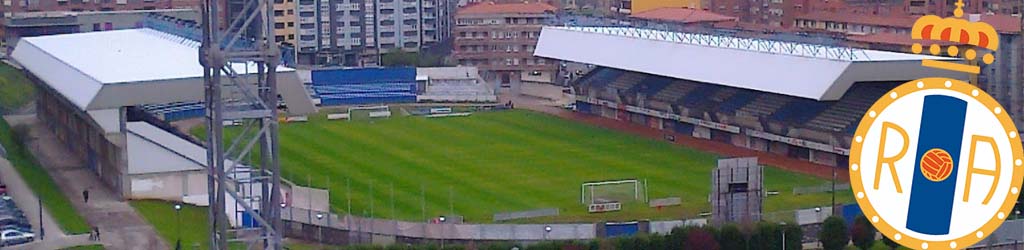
[
  {"left": 288, "top": 34, "right": 295, "bottom": 39},
  {"left": 288, "top": 22, "right": 294, "bottom": 27},
  {"left": 381, "top": 32, "right": 395, "bottom": 37},
  {"left": 299, "top": 11, "right": 314, "bottom": 17},
  {"left": 275, "top": 22, "right": 285, "bottom": 29},
  {"left": 381, "top": 20, "right": 394, "bottom": 26},
  {"left": 300, "top": 23, "right": 315, "bottom": 29},
  {"left": 287, "top": 9, "right": 293, "bottom": 15},
  {"left": 300, "top": 35, "right": 315, "bottom": 41},
  {"left": 275, "top": 10, "right": 284, "bottom": 16},
  {"left": 276, "top": 35, "right": 285, "bottom": 42}
]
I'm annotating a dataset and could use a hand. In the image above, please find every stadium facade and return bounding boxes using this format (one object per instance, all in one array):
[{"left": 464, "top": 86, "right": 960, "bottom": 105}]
[
  {"left": 536, "top": 26, "right": 966, "bottom": 167},
  {"left": 10, "top": 28, "right": 315, "bottom": 200}
]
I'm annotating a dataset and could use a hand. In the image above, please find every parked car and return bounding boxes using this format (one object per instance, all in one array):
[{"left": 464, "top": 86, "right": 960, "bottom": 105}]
[
  {"left": 0, "top": 224, "right": 29, "bottom": 232},
  {"left": 0, "top": 229, "right": 33, "bottom": 246},
  {"left": 0, "top": 217, "right": 30, "bottom": 228}
]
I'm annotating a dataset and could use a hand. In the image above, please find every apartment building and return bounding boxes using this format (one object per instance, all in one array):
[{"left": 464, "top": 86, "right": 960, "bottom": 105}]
[
  {"left": 706, "top": 0, "right": 1021, "bottom": 28},
  {"left": 453, "top": 2, "right": 556, "bottom": 86},
  {"left": 0, "top": 0, "right": 199, "bottom": 40},
  {"left": 2, "top": 9, "right": 196, "bottom": 53},
  {"left": 273, "top": 0, "right": 296, "bottom": 46},
  {"left": 288, "top": 0, "right": 453, "bottom": 66}
]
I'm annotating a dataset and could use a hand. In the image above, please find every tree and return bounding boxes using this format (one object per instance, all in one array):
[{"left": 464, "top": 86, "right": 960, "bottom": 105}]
[
  {"left": 750, "top": 222, "right": 780, "bottom": 250},
  {"left": 782, "top": 223, "right": 803, "bottom": 250},
  {"left": 685, "top": 227, "right": 720, "bottom": 250},
  {"left": 819, "top": 216, "right": 850, "bottom": 250},
  {"left": 851, "top": 215, "right": 877, "bottom": 250},
  {"left": 881, "top": 235, "right": 898, "bottom": 250},
  {"left": 667, "top": 226, "right": 690, "bottom": 249},
  {"left": 717, "top": 224, "right": 746, "bottom": 250}
]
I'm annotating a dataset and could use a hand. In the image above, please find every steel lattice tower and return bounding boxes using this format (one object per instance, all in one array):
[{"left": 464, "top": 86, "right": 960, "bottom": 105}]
[{"left": 200, "top": 0, "right": 283, "bottom": 247}]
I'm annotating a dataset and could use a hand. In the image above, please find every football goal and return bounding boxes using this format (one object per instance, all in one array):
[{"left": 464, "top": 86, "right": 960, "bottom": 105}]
[
  {"left": 348, "top": 105, "right": 391, "bottom": 120},
  {"left": 581, "top": 179, "right": 644, "bottom": 204}
]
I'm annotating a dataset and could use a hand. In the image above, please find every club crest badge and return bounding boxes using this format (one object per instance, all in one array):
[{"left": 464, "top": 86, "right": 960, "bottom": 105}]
[{"left": 848, "top": 1, "right": 1024, "bottom": 249}]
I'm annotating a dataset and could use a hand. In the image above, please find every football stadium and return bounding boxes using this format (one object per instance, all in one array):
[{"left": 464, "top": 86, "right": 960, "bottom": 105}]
[{"left": 3, "top": 11, "right": 1012, "bottom": 249}]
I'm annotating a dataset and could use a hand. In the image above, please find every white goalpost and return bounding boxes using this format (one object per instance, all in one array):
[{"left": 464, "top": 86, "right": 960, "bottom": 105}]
[
  {"left": 347, "top": 105, "right": 391, "bottom": 120},
  {"left": 581, "top": 179, "right": 643, "bottom": 204}
]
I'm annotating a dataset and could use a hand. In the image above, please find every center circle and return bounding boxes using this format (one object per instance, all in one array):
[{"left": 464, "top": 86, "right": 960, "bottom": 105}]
[{"left": 920, "top": 148, "right": 954, "bottom": 182}]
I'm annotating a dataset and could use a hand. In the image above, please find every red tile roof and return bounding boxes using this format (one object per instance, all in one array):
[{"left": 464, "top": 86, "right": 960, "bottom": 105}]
[
  {"left": 631, "top": 7, "right": 737, "bottom": 24},
  {"left": 796, "top": 12, "right": 918, "bottom": 28},
  {"left": 847, "top": 32, "right": 956, "bottom": 46},
  {"left": 458, "top": 2, "right": 556, "bottom": 15},
  {"left": 799, "top": 12, "right": 1021, "bottom": 34},
  {"left": 976, "top": 14, "right": 1022, "bottom": 34}
]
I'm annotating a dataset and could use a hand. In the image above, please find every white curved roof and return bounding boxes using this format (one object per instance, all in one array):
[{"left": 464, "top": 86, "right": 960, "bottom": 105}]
[
  {"left": 11, "top": 28, "right": 316, "bottom": 114},
  {"left": 535, "top": 26, "right": 969, "bottom": 100}
]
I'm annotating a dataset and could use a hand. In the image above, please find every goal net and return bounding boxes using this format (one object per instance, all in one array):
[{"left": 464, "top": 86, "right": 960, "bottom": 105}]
[
  {"left": 581, "top": 179, "right": 643, "bottom": 204},
  {"left": 348, "top": 105, "right": 391, "bottom": 120}
]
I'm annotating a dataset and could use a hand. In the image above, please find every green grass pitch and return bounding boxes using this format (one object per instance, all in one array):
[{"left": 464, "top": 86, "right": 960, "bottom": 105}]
[{"left": 203, "top": 109, "right": 852, "bottom": 223}]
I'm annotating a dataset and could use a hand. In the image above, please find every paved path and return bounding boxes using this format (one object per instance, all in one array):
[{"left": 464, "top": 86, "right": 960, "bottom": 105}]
[
  {"left": 5, "top": 115, "right": 169, "bottom": 250},
  {"left": 0, "top": 157, "right": 95, "bottom": 250}
]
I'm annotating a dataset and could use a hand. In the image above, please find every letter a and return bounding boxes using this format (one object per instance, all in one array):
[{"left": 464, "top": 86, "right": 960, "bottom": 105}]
[
  {"left": 963, "top": 135, "right": 1000, "bottom": 204},
  {"left": 875, "top": 122, "right": 909, "bottom": 193}
]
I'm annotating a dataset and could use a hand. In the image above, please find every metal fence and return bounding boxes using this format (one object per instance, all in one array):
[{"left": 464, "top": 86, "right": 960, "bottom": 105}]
[
  {"left": 282, "top": 206, "right": 595, "bottom": 242},
  {"left": 793, "top": 183, "right": 851, "bottom": 195}
]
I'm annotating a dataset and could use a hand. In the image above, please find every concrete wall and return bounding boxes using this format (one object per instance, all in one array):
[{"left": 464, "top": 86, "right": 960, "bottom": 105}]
[
  {"left": 128, "top": 170, "right": 206, "bottom": 201},
  {"left": 36, "top": 80, "right": 131, "bottom": 198},
  {"left": 519, "top": 81, "right": 571, "bottom": 104}
]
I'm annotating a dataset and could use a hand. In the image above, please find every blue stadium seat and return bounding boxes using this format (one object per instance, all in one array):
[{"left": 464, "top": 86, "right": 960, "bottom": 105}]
[
  {"left": 770, "top": 98, "right": 829, "bottom": 124},
  {"left": 719, "top": 90, "right": 758, "bottom": 114},
  {"left": 309, "top": 68, "right": 419, "bottom": 106}
]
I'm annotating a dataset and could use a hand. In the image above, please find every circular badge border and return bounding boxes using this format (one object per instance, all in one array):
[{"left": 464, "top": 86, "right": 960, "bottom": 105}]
[{"left": 849, "top": 77, "right": 1024, "bottom": 250}]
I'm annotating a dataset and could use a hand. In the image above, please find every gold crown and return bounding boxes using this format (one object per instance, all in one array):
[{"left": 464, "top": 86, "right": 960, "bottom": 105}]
[{"left": 910, "top": 0, "right": 999, "bottom": 74}]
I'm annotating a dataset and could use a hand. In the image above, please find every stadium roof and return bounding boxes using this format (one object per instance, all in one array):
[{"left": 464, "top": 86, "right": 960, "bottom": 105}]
[
  {"left": 11, "top": 28, "right": 316, "bottom": 114},
  {"left": 534, "top": 26, "right": 967, "bottom": 101}
]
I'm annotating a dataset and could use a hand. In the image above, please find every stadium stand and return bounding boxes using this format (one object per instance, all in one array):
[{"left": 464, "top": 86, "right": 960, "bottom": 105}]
[
  {"left": 311, "top": 67, "right": 418, "bottom": 105},
  {"left": 142, "top": 102, "right": 205, "bottom": 121},
  {"left": 573, "top": 66, "right": 904, "bottom": 167},
  {"left": 416, "top": 67, "right": 497, "bottom": 103},
  {"left": 541, "top": 26, "right": 959, "bottom": 168}
]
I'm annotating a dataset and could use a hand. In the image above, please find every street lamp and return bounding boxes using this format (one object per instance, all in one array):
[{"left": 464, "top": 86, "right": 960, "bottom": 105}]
[
  {"left": 174, "top": 204, "right": 182, "bottom": 250},
  {"left": 316, "top": 213, "right": 325, "bottom": 248},
  {"left": 544, "top": 225, "right": 552, "bottom": 241},
  {"left": 439, "top": 216, "right": 447, "bottom": 249},
  {"left": 779, "top": 222, "right": 787, "bottom": 250},
  {"left": 280, "top": 203, "right": 289, "bottom": 222}
]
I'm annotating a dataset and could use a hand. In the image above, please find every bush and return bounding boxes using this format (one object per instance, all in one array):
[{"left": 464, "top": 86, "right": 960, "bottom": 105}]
[
  {"left": 750, "top": 222, "right": 780, "bottom": 250},
  {"left": 881, "top": 235, "right": 898, "bottom": 250},
  {"left": 717, "top": 224, "right": 746, "bottom": 250},
  {"left": 685, "top": 227, "right": 720, "bottom": 250},
  {"left": 782, "top": 223, "right": 802, "bottom": 250},
  {"left": 666, "top": 226, "right": 690, "bottom": 248},
  {"left": 819, "top": 216, "right": 850, "bottom": 250},
  {"left": 851, "top": 216, "right": 877, "bottom": 250}
]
